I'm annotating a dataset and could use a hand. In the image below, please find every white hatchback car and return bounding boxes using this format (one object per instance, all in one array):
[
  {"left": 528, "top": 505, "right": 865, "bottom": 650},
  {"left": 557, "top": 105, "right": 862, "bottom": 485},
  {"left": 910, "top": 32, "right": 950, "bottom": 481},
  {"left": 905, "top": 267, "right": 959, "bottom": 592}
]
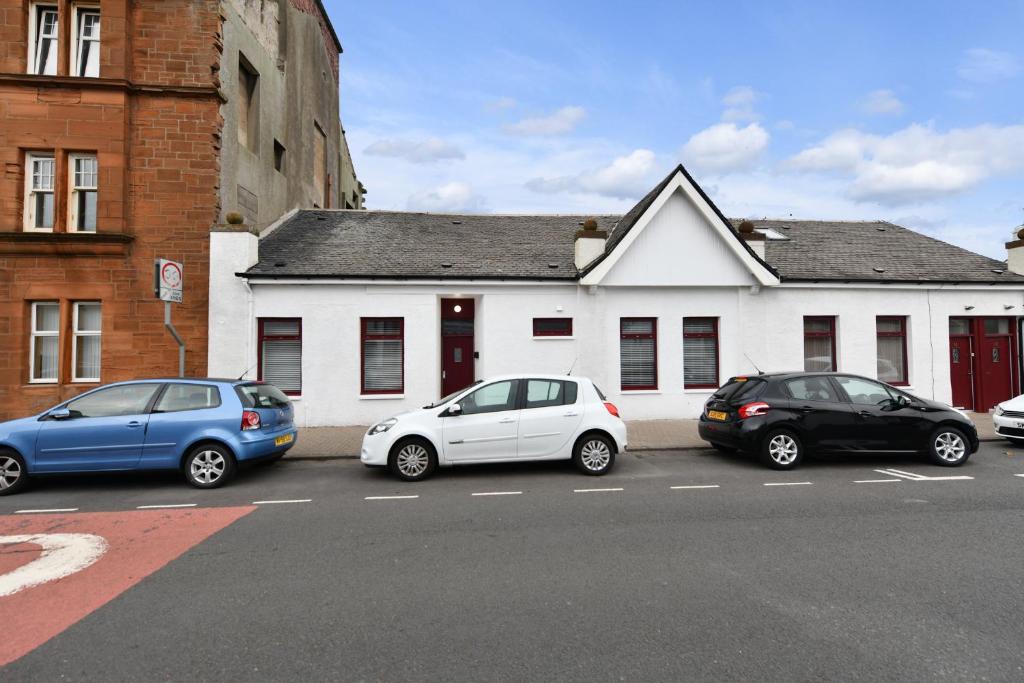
[
  {"left": 993, "top": 395, "right": 1024, "bottom": 445},
  {"left": 361, "top": 374, "right": 627, "bottom": 481}
]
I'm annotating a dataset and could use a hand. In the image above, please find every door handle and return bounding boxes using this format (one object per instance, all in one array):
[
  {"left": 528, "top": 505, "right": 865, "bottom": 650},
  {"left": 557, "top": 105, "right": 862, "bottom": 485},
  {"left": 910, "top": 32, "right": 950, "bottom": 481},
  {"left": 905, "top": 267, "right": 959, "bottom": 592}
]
[
  {"left": 127, "top": 421, "right": 143, "bottom": 428},
  {"left": 857, "top": 410, "right": 872, "bottom": 417},
  {"left": 797, "top": 406, "right": 815, "bottom": 413},
  {"left": 498, "top": 417, "right": 516, "bottom": 424},
  {"left": 563, "top": 412, "right": 579, "bottom": 417}
]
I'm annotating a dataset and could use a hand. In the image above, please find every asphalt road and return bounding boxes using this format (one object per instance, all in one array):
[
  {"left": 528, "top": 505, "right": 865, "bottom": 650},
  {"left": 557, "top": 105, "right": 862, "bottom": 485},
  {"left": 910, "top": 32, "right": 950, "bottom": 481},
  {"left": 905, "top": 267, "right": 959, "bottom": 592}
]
[{"left": 3, "top": 442, "right": 1024, "bottom": 681}]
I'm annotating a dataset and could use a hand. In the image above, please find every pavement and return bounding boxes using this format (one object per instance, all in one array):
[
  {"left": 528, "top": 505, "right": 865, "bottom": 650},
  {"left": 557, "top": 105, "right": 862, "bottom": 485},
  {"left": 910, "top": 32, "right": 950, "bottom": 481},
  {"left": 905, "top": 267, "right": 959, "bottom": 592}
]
[
  {"left": 287, "top": 411, "right": 998, "bottom": 459},
  {"left": 2, "top": 442, "right": 1024, "bottom": 680}
]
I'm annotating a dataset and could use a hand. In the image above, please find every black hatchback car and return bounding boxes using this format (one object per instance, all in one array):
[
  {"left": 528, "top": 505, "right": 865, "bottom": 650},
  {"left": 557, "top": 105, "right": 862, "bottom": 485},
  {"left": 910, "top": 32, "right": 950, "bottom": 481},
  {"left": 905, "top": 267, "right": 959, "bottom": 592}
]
[{"left": 698, "top": 372, "right": 979, "bottom": 469}]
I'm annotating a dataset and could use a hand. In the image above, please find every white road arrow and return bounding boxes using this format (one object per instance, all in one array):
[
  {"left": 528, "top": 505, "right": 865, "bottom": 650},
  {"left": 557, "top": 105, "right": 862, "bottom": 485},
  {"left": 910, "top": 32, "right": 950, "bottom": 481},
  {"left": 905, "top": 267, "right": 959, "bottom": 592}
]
[{"left": 0, "top": 533, "right": 108, "bottom": 598}]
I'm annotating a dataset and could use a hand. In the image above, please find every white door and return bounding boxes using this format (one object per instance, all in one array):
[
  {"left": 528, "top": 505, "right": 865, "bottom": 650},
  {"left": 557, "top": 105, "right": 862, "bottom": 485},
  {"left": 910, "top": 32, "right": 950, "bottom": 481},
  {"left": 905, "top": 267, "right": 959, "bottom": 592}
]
[
  {"left": 443, "top": 379, "right": 521, "bottom": 462},
  {"left": 517, "top": 379, "right": 584, "bottom": 459}
]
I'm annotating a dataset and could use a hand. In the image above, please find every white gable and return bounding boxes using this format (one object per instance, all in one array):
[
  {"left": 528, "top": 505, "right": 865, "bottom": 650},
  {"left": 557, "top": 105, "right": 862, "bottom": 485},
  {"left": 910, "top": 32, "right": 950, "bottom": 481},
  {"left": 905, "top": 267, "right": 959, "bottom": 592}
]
[{"left": 599, "top": 188, "right": 757, "bottom": 287}]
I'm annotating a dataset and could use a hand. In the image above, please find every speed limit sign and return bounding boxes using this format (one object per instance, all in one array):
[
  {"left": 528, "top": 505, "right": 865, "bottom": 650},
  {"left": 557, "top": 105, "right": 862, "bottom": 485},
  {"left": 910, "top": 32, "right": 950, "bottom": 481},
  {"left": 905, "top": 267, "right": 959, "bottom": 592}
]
[{"left": 155, "top": 259, "right": 183, "bottom": 303}]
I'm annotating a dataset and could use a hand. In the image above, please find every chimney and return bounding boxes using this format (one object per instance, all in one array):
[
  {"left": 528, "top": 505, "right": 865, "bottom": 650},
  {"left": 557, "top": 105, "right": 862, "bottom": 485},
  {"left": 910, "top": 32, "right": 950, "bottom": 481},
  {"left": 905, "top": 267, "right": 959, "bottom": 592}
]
[
  {"left": 1006, "top": 224, "right": 1024, "bottom": 276},
  {"left": 574, "top": 218, "right": 607, "bottom": 270},
  {"left": 737, "top": 220, "right": 765, "bottom": 260}
]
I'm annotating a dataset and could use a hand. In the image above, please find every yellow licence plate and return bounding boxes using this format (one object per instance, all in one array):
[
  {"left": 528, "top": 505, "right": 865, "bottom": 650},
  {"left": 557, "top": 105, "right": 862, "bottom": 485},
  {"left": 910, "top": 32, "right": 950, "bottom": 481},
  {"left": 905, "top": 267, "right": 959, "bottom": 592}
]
[
  {"left": 707, "top": 410, "right": 728, "bottom": 421},
  {"left": 275, "top": 433, "right": 294, "bottom": 446}
]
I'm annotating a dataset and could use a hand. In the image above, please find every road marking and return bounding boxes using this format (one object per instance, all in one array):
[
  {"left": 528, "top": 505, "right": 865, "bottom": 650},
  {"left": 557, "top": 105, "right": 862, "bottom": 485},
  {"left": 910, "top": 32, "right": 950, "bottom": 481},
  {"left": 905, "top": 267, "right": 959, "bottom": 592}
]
[
  {"left": 670, "top": 485, "right": 720, "bottom": 490},
  {"left": 252, "top": 499, "right": 312, "bottom": 505},
  {"left": 573, "top": 487, "right": 623, "bottom": 493},
  {"left": 14, "top": 508, "right": 79, "bottom": 514},
  {"left": 854, "top": 479, "right": 901, "bottom": 484},
  {"left": 135, "top": 504, "right": 197, "bottom": 509},
  {"left": 364, "top": 495, "right": 419, "bottom": 501},
  {"left": 1015, "top": 474, "right": 1024, "bottom": 478},
  {"left": 763, "top": 482, "right": 813, "bottom": 486},
  {"left": 876, "top": 468, "right": 973, "bottom": 482},
  {"left": 471, "top": 491, "right": 522, "bottom": 497},
  {"left": 916, "top": 475, "right": 974, "bottom": 481},
  {"left": 0, "top": 533, "right": 108, "bottom": 598}
]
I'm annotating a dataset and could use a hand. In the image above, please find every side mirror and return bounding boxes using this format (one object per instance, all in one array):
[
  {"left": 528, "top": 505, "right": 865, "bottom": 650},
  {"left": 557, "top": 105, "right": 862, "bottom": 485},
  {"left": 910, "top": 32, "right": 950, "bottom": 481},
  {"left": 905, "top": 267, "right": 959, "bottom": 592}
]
[
  {"left": 895, "top": 395, "right": 911, "bottom": 407},
  {"left": 48, "top": 407, "right": 72, "bottom": 420},
  {"left": 447, "top": 403, "right": 462, "bottom": 417}
]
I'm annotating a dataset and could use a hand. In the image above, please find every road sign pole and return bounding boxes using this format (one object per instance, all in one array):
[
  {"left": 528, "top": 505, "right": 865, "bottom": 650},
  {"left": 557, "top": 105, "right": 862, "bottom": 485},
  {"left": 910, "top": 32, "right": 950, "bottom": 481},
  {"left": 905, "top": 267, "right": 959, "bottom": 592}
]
[{"left": 164, "top": 301, "right": 185, "bottom": 377}]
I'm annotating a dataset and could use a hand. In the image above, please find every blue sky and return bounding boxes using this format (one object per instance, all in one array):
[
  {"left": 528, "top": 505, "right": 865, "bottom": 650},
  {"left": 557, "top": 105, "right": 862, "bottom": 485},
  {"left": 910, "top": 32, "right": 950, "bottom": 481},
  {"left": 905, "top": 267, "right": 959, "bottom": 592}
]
[{"left": 324, "top": 0, "right": 1023, "bottom": 258}]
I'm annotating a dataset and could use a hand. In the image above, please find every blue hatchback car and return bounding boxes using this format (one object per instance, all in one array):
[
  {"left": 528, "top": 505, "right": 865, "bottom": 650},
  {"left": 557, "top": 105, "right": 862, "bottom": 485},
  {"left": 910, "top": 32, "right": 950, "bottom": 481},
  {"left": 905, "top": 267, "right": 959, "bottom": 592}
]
[{"left": 0, "top": 378, "right": 297, "bottom": 495}]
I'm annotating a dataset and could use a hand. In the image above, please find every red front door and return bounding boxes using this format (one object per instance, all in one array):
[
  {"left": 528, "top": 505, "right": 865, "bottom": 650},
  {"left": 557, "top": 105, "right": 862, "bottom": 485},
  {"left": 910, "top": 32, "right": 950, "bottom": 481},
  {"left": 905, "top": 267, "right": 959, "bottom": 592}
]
[
  {"left": 948, "top": 335, "right": 974, "bottom": 410},
  {"left": 441, "top": 299, "right": 474, "bottom": 396},
  {"left": 977, "top": 323, "right": 1013, "bottom": 411}
]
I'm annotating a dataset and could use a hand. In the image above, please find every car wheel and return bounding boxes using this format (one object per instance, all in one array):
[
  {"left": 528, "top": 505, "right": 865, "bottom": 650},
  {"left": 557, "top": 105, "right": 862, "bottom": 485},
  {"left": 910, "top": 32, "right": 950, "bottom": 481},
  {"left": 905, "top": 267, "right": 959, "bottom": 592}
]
[
  {"left": 710, "top": 442, "right": 735, "bottom": 453},
  {"left": 761, "top": 430, "right": 803, "bottom": 470},
  {"left": 0, "top": 449, "right": 28, "bottom": 496},
  {"left": 388, "top": 438, "right": 437, "bottom": 482},
  {"left": 573, "top": 434, "right": 616, "bottom": 476},
  {"left": 184, "top": 444, "right": 237, "bottom": 489},
  {"left": 929, "top": 427, "right": 970, "bottom": 466}
]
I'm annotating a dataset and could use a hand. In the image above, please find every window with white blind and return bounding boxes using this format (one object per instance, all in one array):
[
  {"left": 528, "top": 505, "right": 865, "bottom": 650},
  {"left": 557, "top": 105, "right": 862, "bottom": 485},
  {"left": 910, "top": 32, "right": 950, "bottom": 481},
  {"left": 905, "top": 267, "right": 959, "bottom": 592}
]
[
  {"left": 71, "top": 5, "right": 101, "bottom": 77},
  {"left": 683, "top": 318, "right": 719, "bottom": 388},
  {"left": 25, "top": 153, "right": 55, "bottom": 231},
  {"left": 876, "top": 316, "right": 908, "bottom": 385},
  {"left": 30, "top": 302, "right": 60, "bottom": 383},
  {"left": 620, "top": 318, "right": 657, "bottom": 390},
  {"left": 69, "top": 154, "right": 98, "bottom": 232},
  {"left": 29, "top": 4, "right": 58, "bottom": 75},
  {"left": 362, "top": 318, "right": 404, "bottom": 394},
  {"left": 72, "top": 302, "right": 101, "bottom": 382},
  {"left": 258, "top": 319, "right": 301, "bottom": 395}
]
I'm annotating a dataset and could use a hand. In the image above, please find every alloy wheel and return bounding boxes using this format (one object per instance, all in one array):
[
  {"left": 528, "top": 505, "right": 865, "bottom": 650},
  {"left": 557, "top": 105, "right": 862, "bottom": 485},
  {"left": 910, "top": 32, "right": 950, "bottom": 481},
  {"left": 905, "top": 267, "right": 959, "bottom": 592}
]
[
  {"left": 396, "top": 443, "right": 430, "bottom": 478},
  {"left": 768, "top": 434, "right": 799, "bottom": 465},
  {"left": 190, "top": 450, "right": 226, "bottom": 485},
  {"left": 580, "top": 439, "right": 611, "bottom": 472},
  {"left": 0, "top": 455, "right": 21, "bottom": 491},
  {"left": 934, "top": 432, "right": 966, "bottom": 463}
]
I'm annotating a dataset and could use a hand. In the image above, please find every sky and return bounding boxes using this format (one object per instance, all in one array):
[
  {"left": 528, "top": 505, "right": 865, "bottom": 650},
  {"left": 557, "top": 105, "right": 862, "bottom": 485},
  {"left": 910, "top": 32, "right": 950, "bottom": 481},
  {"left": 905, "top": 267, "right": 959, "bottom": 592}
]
[{"left": 324, "top": 0, "right": 1024, "bottom": 258}]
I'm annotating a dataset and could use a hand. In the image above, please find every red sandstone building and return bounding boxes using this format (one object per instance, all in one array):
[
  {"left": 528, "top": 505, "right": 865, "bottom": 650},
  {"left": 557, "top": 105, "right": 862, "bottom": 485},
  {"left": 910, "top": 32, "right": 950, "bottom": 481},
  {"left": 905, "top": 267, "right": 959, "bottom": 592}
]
[{"left": 0, "top": 0, "right": 362, "bottom": 419}]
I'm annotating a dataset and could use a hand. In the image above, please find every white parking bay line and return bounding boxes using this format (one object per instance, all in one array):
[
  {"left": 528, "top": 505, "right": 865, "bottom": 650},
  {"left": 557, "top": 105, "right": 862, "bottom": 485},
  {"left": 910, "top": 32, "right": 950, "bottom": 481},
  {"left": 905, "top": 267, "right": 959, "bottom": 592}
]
[
  {"left": 15, "top": 508, "right": 79, "bottom": 514},
  {"left": 365, "top": 495, "right": 419, "bottom": 501},
  {"left": 136, "top": 503, "right": 197, "bottom": 509},
  {"left": 471, "top": 491, "right": 522, "bottom": 497},
  {"left": 573, "top": 487, "right": 624, "bottom": 493},
  {"left": 918, "top": 475, "right": 974, "bottom": 481},
  {"left": 763, "top": 482, "right": 813, "bottom": 487},
  {"left": 252, "top": 499, "right": 312, "bottom": 505},
  {"left": 875, "top": 468, "right": 926, "bottom": 481},
  {"left": 854, "top": 479, "right": 902, "bottom": 484},
  {"left": 1015, "top": 474, "right": 1024, "bottom": 478},
  {"left": 670, "top": 485, "right": 720, "bottom": 490}
]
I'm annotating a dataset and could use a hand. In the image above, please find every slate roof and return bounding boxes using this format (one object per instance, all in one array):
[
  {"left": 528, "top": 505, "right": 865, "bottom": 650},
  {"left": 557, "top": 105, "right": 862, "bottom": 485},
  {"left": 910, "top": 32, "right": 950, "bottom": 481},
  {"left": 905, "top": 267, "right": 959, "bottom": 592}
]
[{"left": 244, "top": 170, "right": 1021, "bottom": 285}]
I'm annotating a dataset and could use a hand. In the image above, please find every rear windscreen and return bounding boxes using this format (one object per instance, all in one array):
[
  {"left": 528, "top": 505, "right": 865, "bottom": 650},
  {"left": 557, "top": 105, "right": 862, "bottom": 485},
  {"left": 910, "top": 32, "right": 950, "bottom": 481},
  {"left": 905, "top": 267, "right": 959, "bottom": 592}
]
[
  {"left": 713, "top": 378, "right": 766, "bottom": 403},
  {"left": 236, "top": 383, "right": 291, "bottom": 408}
]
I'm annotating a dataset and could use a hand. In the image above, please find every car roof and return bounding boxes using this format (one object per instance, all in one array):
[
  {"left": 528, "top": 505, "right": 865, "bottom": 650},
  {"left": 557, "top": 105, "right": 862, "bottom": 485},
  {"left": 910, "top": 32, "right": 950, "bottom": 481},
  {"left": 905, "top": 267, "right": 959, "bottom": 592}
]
[
  {"left": 728, "top": 371, "right": 878, "bottom": 382},
  {"left": 98, "top": 377, "right": 248, "bottom": 386},
  {"left": 476, "top": 373, "right": 588, "bottom": 383}
]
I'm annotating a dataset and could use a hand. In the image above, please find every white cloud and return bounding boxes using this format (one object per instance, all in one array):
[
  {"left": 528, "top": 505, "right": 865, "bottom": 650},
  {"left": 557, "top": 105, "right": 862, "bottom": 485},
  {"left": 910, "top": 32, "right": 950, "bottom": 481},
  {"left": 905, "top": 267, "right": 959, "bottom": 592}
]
[
  {"left": 484, "top": 96, "right": 517, "bottom": 112},
  {"left": 957, "top": 48, "right": 1020, "bottom": 83},
  {"left": 786, "top": 123, "right": 1024, "bottom": 204},
  {"left": 861, "top": 89, "right": 905, "bottom": 115},
  {"left": 364, "top": 137, "right": 465, "bottom": 163},
  {"left": 504, "top": 106, "right": 586, "bottom": 136},
  {"left": 406, "top": 181, "right": 485, "bottom": 212},
  {"left": 721, "top": 86, "right": 760, "bottom": 122},
  {"left": 680, "top": 122, "right": 769, "bottom": 172},
  {"left": 525, "top": 149, "right": 657, "bottom": 200}
]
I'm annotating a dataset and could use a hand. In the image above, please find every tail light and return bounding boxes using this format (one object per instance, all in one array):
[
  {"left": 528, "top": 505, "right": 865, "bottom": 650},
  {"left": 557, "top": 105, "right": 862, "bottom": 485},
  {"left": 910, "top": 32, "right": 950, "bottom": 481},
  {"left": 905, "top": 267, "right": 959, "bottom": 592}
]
[
  {"left": 738, "top": 402, "right": 770, "bottom": 419},
  {"left": 604, "top": 401, "right": 620, "bottom": 418},
  {"left": 241, "top": 410, "right": 261, "bottom": 431}
]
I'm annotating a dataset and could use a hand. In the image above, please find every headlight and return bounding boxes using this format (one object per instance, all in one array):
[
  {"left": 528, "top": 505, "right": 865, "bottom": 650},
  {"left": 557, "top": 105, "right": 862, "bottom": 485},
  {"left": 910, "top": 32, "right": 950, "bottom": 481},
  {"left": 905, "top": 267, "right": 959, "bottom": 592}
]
[
  {"left": 995, "top": 405, "right": 1005, "bottom": 416},
  {"left": 368, "top": 418, "right": 397, "bottom": 435}
]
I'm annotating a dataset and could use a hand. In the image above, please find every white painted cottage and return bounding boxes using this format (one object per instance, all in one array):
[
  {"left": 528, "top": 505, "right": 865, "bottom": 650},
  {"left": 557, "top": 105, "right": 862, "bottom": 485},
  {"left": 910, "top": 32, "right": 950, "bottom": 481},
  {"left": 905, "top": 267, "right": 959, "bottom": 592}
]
[{"left": 208, "top": 166, "right": 1024, "bottom": 427}]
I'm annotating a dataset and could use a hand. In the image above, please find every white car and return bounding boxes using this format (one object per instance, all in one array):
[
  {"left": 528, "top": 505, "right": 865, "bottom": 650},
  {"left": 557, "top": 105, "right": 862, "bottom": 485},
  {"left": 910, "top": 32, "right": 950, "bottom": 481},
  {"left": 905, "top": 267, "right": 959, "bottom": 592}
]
[
  {"left": 993, "top": 396, "right": 1024, "bottom": 445},
  {"left": 361, "top": 374, "right": 627, "bottom": 481}
]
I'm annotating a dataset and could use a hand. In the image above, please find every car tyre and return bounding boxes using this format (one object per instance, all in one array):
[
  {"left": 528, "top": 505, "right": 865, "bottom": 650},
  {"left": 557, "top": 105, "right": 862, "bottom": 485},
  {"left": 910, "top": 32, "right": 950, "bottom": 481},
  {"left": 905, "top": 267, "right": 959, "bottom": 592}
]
[
  {"left": 573, "top": 434, "right": 616, "bottom": 476},
  {"left": 0, "top": 449, "right": 28, "bottom": 496},
  {"left": 928, "top": 426, "right": 970, "bottom": 466},
  {"left": 760, "top": 430, "right": 803, "bottom": 470},
  {"left": 183, "top": 444, "right": 237, "bottom": 489},
  {"left": 388, "top": 438, "right": 437, "bottom": 482}
]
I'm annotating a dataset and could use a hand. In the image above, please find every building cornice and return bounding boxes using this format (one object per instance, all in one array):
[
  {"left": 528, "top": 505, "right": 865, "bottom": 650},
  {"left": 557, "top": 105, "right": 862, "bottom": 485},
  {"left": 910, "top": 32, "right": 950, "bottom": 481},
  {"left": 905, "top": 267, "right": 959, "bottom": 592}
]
[{"left": 0, "top": 73, "right": 226, "bottom": 102}]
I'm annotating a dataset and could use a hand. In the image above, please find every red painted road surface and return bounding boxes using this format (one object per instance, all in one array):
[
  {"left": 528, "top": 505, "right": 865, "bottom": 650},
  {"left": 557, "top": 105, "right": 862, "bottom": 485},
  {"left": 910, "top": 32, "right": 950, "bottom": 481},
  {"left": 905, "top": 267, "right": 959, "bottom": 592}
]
[{"left": 0, "top": 506, "right": 255, "bottom": 666}]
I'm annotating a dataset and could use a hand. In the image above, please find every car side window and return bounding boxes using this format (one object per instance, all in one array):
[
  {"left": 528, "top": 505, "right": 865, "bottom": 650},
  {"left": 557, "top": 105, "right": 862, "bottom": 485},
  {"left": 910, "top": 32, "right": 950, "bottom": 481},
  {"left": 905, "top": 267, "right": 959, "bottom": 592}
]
[
  {"left": 525, "top": 379, "right": 578, "bottom": 409},
  {"left": 154, "top": 384, "right": 221, "bottom": 413},
  {"left": 459, "top": 380, "right": 518, "bottom": 415},
  {"left": 784, "top": 377, "right": 840, "bottom": 402},
  {"left": 835, "top": 376, "right": 895, "bottom": 405},
  {"left": 65, "top": 384, "right": 161, "bottom": 418}
]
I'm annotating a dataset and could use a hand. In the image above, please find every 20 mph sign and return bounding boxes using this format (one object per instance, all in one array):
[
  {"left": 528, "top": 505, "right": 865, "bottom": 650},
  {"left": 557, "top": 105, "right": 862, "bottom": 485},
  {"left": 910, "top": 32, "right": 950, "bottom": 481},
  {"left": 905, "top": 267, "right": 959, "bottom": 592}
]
[{"left": 156, "top": 259, "right": 183, "bottom": 303}]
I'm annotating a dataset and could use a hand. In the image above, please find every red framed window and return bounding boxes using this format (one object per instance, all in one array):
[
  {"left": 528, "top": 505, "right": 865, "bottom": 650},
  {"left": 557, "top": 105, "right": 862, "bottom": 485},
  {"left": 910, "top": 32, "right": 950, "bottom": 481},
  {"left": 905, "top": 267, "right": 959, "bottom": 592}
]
[
  {"left": 683, "top": 318, "right": 718, "bottom": 388},
  {"left": 533, "top": 318, "right": 573, "bottom": 337},
  {"left": 258, "top": 318, "right": 301, "bottom": 395},
  {"left": 876, "top": 316, "right": 908, "bottom": 385},
  {"left": 361, "top": 317, "right": 403, "bottom": 394},
  {"left": 803, "top": 316, "right": 836, "bottom": 372},
  {"left": 620, "top": 318, "right": 657, "bottom": 390}
]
